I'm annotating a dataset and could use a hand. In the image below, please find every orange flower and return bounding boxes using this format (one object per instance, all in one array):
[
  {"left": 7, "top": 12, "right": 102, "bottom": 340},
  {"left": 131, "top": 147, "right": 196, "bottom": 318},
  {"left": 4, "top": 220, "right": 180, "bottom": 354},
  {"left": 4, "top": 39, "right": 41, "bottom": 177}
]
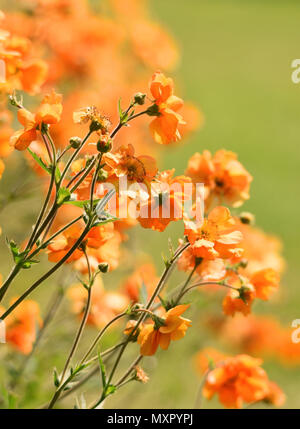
[
  {"left": 123, "top": 263, "right": 159, "bottom": 302},
  {"left": 4, "top": 299, "right": 42, "bottom": 354},
  {"left": 138, "top": 169, "right": 192, "bottom": 232},
  {"left": 250, "top": 268, "right": 279, "bottom": 301},
  {"left": 137, "top": 304, "right": 191, "bottom": 356},
  {"left": 47, "top": 223, "right": 83, "bottom": 263},
  {"left": 222, "top": 284, "right": 255, "bottom": 317},
  {"left": 104, "top": 144, "right": 157, "bottom": 185},
  {"left": 202, "top": 353, "right": 283, "bottom": 409},
  {"left": 234, "top": 219, "right": 285, "bottom": 276},
  {"left": 10, "top": 90, "right": 63, "bottom": 150},
  {"left": 185, "top": 206, "right": 243, "bottom": 260},
  {"left": 0, "top": 110, "right": 13, "bottom": 158},
  {"left": 0, "top": 158, "right": 4, "bottom": 179},
  {"left": 185, "top": 150, "right": 252, "bottom": 208},
  {"left": 68, "top": 277, "right": 129, "bottom": 328},
  {"left": 149, "top": 71, "right": 185, "bottom": 145},
  {"left": 177, "top": 240, "right": 226, "bottom": 282}
]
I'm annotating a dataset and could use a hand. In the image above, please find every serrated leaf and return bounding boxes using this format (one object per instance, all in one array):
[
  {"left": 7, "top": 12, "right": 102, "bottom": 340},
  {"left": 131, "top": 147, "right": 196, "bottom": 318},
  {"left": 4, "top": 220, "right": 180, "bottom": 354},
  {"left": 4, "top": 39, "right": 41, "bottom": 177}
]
[{"left": 27, "top": 148, "right": 51, "bottom": 175}]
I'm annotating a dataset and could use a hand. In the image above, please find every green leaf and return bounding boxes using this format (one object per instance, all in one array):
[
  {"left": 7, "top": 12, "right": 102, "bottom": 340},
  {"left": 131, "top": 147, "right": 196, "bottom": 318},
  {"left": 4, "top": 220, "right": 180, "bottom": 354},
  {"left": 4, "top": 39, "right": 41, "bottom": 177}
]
[
  {"left": 55, "top": 165, "right": 61, "bottom": 184},
  {"left": 65, "top": 198, "right": 100, "bottom": 208},
  {"left": 27, "top": 148, "right": 51, "bottom": 175},
  {"left": 93, "top": 211, "right": 118, "bottom": 226},
  {"left": 57, "top": 187, "right": 71, "bottom": 205}
]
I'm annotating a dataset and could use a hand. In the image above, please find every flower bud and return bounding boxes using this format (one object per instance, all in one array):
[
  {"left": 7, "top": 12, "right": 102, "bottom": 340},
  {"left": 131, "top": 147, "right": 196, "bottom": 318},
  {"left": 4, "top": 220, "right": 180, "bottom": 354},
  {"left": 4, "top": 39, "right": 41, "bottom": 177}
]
[
  {"left": 97, "top": 138, "right": 112, "bottom": 153},
  {"left": 134, "top": 92, "right": 146, "bottom": 105},
  {"left": 69, "top": 136, "right": 82, "bottom": 149},
  {"left": 98, "top": 262, "right": 109, "bottom": 273},
  {"left": 239, "top": 212, "right": 255, "bottom": 225}
]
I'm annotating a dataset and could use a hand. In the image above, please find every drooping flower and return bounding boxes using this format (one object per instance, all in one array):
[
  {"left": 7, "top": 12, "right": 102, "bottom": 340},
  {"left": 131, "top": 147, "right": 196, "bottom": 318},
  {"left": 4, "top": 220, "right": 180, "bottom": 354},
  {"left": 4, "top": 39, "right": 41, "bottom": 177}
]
[
  {"left": 137, "top": 304, "right": 192, "bottom": 356},
  {"left": 10, "top": 90, "right": 63, "bottom": 150},
  {"left": 148, "top": 71, "right": 185, "bottom": 145}
]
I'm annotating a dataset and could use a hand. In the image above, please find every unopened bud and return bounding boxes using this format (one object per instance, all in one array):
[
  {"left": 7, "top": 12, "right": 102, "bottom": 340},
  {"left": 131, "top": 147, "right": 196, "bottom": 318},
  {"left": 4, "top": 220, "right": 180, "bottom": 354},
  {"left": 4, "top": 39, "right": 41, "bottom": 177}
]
[
  {"left": 239, "top": 212, "right": 255, "bottom": 225},
  {"left": 134, "top": 92, "right": 146, "bottom": 105},
  {"left": 97, "top": 138, "right": 112, "bottom": 153},
  {"left": 69, "top": 136, "right": 82, "bottom": 149},
  {"left": 98, "top": 262, "right": 109, "bottom": 273}
]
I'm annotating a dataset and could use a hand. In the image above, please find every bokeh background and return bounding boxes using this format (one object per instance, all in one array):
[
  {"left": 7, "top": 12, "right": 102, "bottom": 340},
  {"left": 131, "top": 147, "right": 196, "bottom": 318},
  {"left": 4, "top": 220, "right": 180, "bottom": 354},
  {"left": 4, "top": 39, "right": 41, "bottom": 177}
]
[{"left": 0, "top": 0, "right": 300, "bottom": 408}]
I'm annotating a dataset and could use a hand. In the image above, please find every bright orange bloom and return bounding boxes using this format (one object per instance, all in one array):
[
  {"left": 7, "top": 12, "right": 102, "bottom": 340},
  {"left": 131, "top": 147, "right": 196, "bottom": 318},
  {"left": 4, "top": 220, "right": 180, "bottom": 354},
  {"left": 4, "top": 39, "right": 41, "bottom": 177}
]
[
  {"left": 4, "top": 299, "right": 42, "bottom": 354},
  {"left": 202, "top": 353, "right": 284, "bottom": 409},
  {"left": 104, "top": 144, "right": 157, "bottom": 185},
  {"left": 185, "top": 150, "right": 252, "bottom": 208},
  {"left": 185, "top": 206, "right": 243, "bottom": 260},
  {"left": 149, "top": 71, "right": 185, "bottom": 145},
  {"left": 177, "top": 240, "right": 226, "bottom": 282},
  {"left": 68, "top": 277, "right": 129, "bottom": 328},
  {"left": 137, "top": 304, "right": 191, "bottom": 356},
  {"left": 138, "top": 169, "right": 192, "bottom": 232},
  {"left": 10, "top": 90, "right": 63, "bottom": 150},
  {"left": 47, "top": 223, "right": 83, "bottom": 263},
  {"left": 47, "top": 221, "right": 115, "bottom": 265},
  {"left": 123, "top": 263, "right": 159, "bottom": 302}
]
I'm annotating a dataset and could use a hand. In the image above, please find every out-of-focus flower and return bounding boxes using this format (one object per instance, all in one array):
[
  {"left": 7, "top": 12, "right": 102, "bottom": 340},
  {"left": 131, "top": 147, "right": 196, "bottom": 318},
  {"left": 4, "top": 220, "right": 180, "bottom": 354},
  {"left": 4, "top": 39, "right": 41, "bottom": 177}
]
[
  {"left": 0, "top": 15, "right": 48, "bottom": 95},
  {"left": 123, "top": 263, "right": 159, "bottom": 303},
  {"left": 130, "top": 21, "right": 179, "bottom": 71},
  {"left": 185, "top": 150, "right": 252, "bottom": 208},
  {"left": 68, "top": 277, "right": 129, "bottom": 328},
  {"left": 200, "top": 352, "right": 284, "bottom": 409},
  {"left": 0, "top": 158, "right": 4, "bottom": 179},
  {"left": 250, "top": 268, "right": 279, "bottom": 301},
  {"left": 137, "top": 304, "right": 191, "bottom": 356},
  {"left": 0, "top": 110, "right": 13, "bottom": 158},
  {"left": 3, "top": 299, "right": 42, "bottom": 354},
  {"left": 235, "top": 220, "right": 285, "bottom": 276},
  {"left": 149, "top": 71, "right": 185, "bottom": 145},
  {"left": 134, "top": 365, "right": 149, "bottom": 384}
]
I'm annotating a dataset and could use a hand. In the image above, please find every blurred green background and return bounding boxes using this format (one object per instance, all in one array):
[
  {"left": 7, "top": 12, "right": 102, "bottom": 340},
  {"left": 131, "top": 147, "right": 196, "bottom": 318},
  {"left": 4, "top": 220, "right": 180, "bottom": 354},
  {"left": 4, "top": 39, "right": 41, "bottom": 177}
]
[{"left": 0, "top": 0, "right": 300, "bottom": 409}]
